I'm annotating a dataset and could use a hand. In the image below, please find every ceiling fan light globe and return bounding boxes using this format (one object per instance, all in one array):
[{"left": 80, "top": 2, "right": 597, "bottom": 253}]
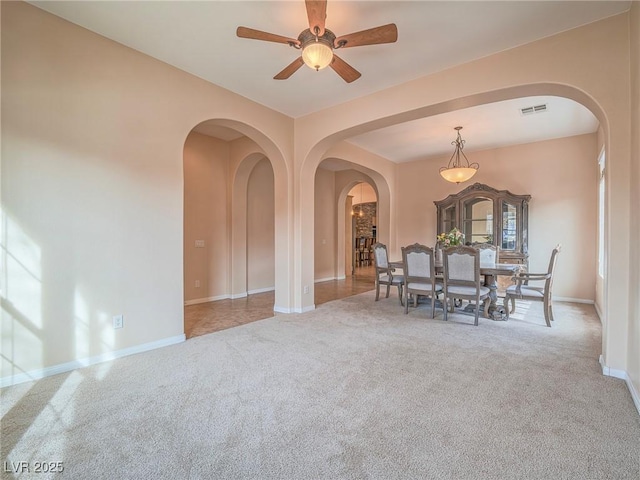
[
  {"left": 302, "top": 42, "right": 333, "bottom": 71},
  {"left": 440, "top": 167, "right": 478, "bottom": 184}
]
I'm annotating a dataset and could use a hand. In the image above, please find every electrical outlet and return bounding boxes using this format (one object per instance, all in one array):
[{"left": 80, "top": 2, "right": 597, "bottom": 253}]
[
  {"left": 113, "top": 314, "right": 124, "bottom": 329},
  {"left": 303, "top": 285, "right": 309, "bottom": 294},
  {"left": 195, "top": 280, "right": 200, "bottom": 288},
  {"left": 195, "top": 240, "right": 205, "bottom": 248}
]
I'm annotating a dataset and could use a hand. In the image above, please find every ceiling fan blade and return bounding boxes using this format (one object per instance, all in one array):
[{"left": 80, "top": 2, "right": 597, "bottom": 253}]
[
  {"left": 330, "top": 54, "right": 361, "bottom": 83},
  {"left": 334, "top": 23, "right": 398, "bottom": 49},
  {"left": 274, "top": 57, "right": 305, "bottom": 80},
  {"left": 237, "top": 26, "right": 300, "bottom": 46},
  {"left": 305, "top": 0, "right": 327, "bottom": 37}
]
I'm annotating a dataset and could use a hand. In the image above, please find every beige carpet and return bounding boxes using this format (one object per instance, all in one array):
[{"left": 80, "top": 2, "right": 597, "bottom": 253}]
[{"left": 2, "top": 292, "right": 639, "bottom": 479}]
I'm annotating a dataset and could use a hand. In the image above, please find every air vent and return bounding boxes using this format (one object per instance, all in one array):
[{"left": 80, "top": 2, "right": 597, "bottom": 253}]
[{"left": 520, "top": 103, "right": 548, "bottom": 116}]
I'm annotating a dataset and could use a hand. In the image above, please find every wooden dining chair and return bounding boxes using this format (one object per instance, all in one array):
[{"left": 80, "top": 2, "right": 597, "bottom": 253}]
[
  {"left": 504, "top": 244, "right": 561, "bottom": 327},
  {"left": 372, "top": 243, "right": 404, "bottom": 304},
  {"left": 442, "top": 245, "right": 491, "bottom": 326},
  {"left": 401, "top": 243, "right": 443, "bottom": 318},
  {"left": 475, "top": 243, "right": 498, "bottom": 264}
]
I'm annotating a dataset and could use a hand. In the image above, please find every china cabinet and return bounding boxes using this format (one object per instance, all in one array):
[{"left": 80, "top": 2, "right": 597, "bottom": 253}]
[{"left": 434, "top": 183, "right": 531, "bottom": 265}]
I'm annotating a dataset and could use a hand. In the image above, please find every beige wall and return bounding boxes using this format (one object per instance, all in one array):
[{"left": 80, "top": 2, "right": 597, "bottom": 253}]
[
  {"left": 1, "top": 2, "right": 294, "bottom": 380},
  {"left": 316, "top": 134, "right": 599, "bottom": 302},
  {"left": 314, "top": 168, "right": 337, "bottom": 282},
  {"left": 183, "top": 133, "right": 229, "bottom": 303},
  {"left": 247, "top": 158, "right": 275, "bottom": 293},
  {"left": 628, "top": 1, "right": 640, "bottom": 408},
  {"left": 396, "top": 134, "right": 598, "bottom": 301},
  {"left": 349, "top": 183, "right": 377, "bottom": 205},
  {"left": 595, "top": 126, "right": 606, "bottom": 318}
]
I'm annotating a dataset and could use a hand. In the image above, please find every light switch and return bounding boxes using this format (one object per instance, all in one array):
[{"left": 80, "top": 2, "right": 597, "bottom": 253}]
[{"left": 195, "top": 240, "right": 205, "bottom": 248}]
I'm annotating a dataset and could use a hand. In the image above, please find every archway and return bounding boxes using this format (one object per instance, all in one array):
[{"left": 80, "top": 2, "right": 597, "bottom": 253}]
[
  {"left": 348, "top": 181, "right": 378, "bottom": 275},
  {"left": 182, "top": 119, "right": 290, "bottom": 338},
  {"left": 296, "top": 83, "right": 613, "bottom": 366}
]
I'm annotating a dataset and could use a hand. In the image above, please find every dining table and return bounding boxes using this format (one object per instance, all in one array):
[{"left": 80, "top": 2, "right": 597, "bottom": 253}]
[{"left": 389, "top": 260, "right": 522, "bottom": 320}]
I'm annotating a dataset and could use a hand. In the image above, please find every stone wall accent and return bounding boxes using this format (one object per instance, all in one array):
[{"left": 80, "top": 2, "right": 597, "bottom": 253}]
[{"left": 354, "top": 202, "right": 377, "bottom": 239}]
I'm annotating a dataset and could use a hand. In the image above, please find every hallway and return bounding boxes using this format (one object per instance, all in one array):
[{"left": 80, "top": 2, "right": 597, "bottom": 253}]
[{"left": 185, "top": 266, "right": 377, "bottom": 338}]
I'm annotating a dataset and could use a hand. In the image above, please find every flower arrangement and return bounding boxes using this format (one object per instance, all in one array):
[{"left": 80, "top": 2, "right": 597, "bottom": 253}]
[{"left": 436, "top": 227, "right": 465, "bottom": 247}]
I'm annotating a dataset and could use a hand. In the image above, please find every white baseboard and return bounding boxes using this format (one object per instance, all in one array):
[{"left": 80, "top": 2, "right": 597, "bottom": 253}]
[
  {"left": 594, "top": 302, "right": 603, "bottom": 324},
  {"left": 184, "top": 294, "right": 229, "bottom": 306},
  {"left": 247, "top": 286, "right": 275, "bottom": 295},
  {"left": 336, "top": 275, "right": 346, "bottom": 280},
  {"left": 185, "top": 290, "right": 267, "bottom": 305},
  {"left": 1, "top": 334, "right": 186, "bottom": 388},
  {"left": 599, "top": 355, "right": 640, "bottom": 416},
  {"left": 554, "top": 296, "right": 594, "bottom": 304},
  {"left": 628, "top": 377, "right": 640, "bottom": 416},
  {"left": 315, "top": 277, "right": 337, "bottom": 283},
  {"left": 274, "top": 305, "right": 314, "bottom": 313}
]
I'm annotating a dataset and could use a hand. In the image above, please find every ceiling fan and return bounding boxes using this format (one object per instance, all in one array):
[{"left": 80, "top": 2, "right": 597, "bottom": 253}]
[{"left": 236, "top": 0, "right": 398, "bottom": 83}]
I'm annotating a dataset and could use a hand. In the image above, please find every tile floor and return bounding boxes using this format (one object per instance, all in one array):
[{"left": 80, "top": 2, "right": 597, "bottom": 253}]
[{"left": 184, "top": 266, "right": 378, "bottom": 338}]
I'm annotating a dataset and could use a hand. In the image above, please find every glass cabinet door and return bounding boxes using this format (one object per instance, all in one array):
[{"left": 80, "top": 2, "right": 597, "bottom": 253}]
[
  {"left": 442, "top": 204, "right": 456, "bottom": 233},
  {"left": 462, "top": 198, "right": 493, "bottom": 244},
  {"left": 502, "top": 201, "right": 518, "bottom": 251}
]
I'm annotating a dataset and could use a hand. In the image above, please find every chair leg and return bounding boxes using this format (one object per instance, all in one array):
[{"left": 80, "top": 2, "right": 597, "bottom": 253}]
[
  {"left": 404, "top": 288, "right": 409, "bottom": 314},
  {"left": 543, "top": 297, "right": 551, "bottom": 327},
  {"left": 483, "top": 298, "right": 490, "bottom": 319},
  {"left": 430, "top": 294, "right": 435, "bottom": 319},
  {"left": 375, "top": 281, "right": 380, "bottom": 301},
  {"left": 385, "top": 284, "right": 390, "bottom": 298},
  {"left": 503, "top": 296, "right": 511, "bottom": 320},
  {"left": 549, "top": 299, "right": 555, "bottom": 321},
  {"left": 398, "top": 285, "right": 404, "bottom": 306},
  {"left": 443, "top": 296, "right": 448, "bottom": 322},
  {"left": 509, "top": 296, "right": 516, "bottom": 314}
]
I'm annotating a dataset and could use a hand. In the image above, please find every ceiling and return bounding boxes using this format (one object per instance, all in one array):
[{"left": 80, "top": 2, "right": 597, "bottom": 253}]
[{"left": 31, "top": 1, "right": 628, "bottom": 162}]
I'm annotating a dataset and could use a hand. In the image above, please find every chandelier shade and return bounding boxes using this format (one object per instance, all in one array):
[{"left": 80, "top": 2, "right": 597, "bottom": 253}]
[{"left": 439, "top": 126, "right": 479, "bottom": 184}]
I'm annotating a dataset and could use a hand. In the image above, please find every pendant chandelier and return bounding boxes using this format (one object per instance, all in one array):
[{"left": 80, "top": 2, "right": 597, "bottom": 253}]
[{"left": 439, "top": 126, "right": 479, "bottom": 184}]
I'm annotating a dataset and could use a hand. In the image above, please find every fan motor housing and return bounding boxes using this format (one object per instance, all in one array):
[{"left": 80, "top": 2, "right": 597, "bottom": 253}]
[{"left": 297, "top": 28, "right": 336, "bottom": 50}]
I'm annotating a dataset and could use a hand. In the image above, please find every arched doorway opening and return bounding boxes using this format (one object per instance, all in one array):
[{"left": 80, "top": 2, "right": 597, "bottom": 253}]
[
  {"left": 182, "top": 121, "right": 279, "bottom": 338},
  {"left": 349, "top": 181, "right": 378, "bottom": 275},
  {"left": 298, "top": 85, "right": 610, "bottom": 359},
  {"left": 312, "top": 160, "right": 387, "bottom": 306}
]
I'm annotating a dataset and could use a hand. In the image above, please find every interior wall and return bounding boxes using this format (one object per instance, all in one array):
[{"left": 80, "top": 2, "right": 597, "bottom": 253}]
[
  {"left": 183, "top": 132, "right": 229, "bottom": 303},
  {"left": 314, "top": 168, "right": 337, "bottom": 281},
  {"left": 1, "top": 1, "right": 295, "bottom": 381},
  {"left": 595, "top": 126, "right": 606, "bottom": 318},
  {"left": 345, "top": 196, "right": 354, "bottom": 278},
  {"left": 349, "top": 183, "right": 376, "bottom": 205},
  {"left": 628, "top": 1, "right": 640, "bottom": 406},
  {"left": 247, "top": 158, "right": 275, "bottom": 292},
  {"left": 396, "top": 133, "right": 598, "bottom": 301}
]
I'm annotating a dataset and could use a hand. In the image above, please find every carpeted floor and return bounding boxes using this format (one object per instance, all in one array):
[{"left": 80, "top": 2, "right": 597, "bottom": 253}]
[{"left": 2, "top": 292, "right": 639, "bottom": 479}]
